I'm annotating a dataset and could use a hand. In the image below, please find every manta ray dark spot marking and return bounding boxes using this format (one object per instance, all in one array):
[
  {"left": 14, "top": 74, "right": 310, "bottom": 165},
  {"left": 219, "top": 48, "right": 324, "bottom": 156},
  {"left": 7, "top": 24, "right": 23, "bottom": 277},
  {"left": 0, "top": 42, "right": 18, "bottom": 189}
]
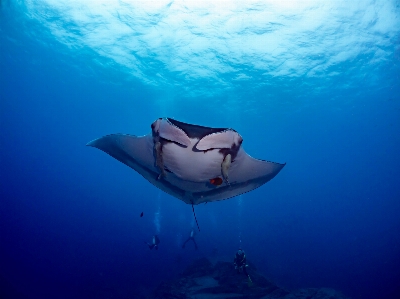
[{"left": 209, "top": 177, "right": 223, "bottom": 186}]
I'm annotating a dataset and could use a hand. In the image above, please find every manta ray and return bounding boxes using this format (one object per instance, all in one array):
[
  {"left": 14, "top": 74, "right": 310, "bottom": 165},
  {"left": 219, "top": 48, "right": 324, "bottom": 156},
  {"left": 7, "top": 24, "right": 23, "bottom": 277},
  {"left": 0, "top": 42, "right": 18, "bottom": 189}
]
[{"left": 87, "top": 118, "right": 285, "bottom": 227}]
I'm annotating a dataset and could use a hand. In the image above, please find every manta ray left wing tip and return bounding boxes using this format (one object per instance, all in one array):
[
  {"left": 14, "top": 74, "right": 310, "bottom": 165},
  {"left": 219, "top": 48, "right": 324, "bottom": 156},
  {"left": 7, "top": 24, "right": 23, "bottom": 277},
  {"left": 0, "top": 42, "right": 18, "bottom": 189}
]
[
  {"left": 86, "top": 135, "right": 110, "bottom": 147},
  {"left": 86, "top": 139, "right": 96, "bottom": 147},
  {"left": 86, "top": 134, "right": 130, "bottom": 148}
]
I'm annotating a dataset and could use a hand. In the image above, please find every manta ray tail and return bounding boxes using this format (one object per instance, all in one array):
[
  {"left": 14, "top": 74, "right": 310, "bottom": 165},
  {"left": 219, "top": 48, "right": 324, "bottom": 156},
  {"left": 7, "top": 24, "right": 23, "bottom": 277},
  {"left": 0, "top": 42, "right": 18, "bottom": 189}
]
[{"left": 192, "top": 203, "right": 200, "bottom": 232}]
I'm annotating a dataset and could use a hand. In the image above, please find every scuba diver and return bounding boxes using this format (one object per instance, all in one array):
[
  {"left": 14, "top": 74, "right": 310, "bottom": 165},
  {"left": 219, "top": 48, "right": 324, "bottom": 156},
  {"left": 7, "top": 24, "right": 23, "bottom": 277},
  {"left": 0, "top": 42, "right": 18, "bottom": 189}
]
[
  {"left": 233, "top": 248, "right": 252, "bottom": 284},
  {"left": 146, "top": 235, "right": 160, "bottom": 250},
  {"left": 182, "top": 228, "right": 198, "bottom": 250}
]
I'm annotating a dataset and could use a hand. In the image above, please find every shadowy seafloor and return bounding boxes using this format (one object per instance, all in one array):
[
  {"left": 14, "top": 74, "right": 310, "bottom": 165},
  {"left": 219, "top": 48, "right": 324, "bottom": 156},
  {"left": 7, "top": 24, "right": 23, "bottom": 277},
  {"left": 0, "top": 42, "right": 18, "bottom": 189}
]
[{"left": 152, "top": 257, "right": 351, "bottom": 299}]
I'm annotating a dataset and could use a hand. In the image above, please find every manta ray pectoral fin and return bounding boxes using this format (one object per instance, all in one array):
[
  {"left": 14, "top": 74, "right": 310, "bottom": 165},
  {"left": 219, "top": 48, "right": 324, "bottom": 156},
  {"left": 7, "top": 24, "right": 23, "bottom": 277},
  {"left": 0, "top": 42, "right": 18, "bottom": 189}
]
[
  {"left": 153, "top": 118, "right": 191, "bottom": 147},
  {"left": 196, "top": 130, "right": 242, "bottom": 151}
]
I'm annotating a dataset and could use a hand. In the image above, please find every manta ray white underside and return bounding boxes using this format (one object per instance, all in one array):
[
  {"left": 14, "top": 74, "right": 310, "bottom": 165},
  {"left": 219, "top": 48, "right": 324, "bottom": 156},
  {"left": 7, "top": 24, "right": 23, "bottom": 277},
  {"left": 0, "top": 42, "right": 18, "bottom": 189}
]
[{"left": 87, "top": 118, "right": 285, "bottom": 205}]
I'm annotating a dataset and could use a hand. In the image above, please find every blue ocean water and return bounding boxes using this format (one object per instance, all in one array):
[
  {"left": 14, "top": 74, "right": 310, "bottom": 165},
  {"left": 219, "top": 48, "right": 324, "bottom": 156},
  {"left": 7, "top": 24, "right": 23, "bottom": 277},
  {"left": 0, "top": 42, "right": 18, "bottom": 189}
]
[{"left": 1, "top": 1, "right": 400, "bottom": 298}]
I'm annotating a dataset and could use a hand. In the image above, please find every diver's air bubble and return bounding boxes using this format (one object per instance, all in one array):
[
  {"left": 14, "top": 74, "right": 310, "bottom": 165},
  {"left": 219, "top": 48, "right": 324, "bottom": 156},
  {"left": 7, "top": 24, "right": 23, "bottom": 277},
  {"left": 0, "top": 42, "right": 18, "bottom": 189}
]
[
  {"left": 154, "top": 190, "right": 162, "bottom": 234},
  {"left": 237, "top": 195, "right": 243, "bottom": 245}
]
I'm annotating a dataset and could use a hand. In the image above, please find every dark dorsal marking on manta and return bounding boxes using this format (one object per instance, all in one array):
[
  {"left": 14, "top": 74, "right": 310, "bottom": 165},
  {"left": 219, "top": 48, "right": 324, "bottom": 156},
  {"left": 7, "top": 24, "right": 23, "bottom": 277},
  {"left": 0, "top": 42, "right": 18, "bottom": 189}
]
[{"left": 168, "top": 118, "right": 229, "bottom": 140}]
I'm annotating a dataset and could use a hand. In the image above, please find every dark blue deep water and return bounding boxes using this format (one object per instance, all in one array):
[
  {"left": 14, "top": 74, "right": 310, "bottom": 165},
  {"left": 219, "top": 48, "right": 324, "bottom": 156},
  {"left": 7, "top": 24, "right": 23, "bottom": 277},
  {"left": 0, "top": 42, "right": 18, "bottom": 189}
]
[{"left": 1, "top": 1, "right": 400, "bottom": 299}]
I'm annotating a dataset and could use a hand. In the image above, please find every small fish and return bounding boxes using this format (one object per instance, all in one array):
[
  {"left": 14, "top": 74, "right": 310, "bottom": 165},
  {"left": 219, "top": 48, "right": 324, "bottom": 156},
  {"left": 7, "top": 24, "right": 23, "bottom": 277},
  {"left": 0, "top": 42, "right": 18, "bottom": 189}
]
[
  {"left": 209, "top": 177, "right": 223, "bottom": 186},
  {"left": 140, "top": 212, "right": 143, "bottom": 217}
]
